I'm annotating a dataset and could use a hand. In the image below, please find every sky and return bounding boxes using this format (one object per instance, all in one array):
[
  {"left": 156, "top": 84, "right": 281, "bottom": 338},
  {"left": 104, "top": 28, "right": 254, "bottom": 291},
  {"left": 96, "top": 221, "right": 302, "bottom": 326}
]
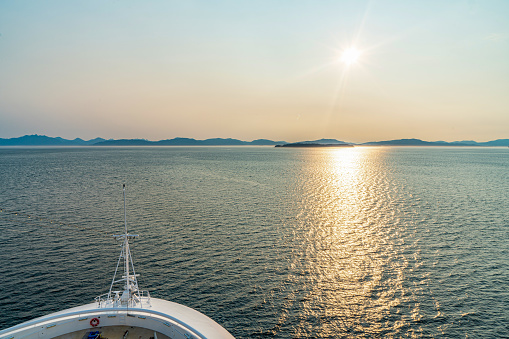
[{"left": 0, "top": 1, "right": 508, "bottom": 143}]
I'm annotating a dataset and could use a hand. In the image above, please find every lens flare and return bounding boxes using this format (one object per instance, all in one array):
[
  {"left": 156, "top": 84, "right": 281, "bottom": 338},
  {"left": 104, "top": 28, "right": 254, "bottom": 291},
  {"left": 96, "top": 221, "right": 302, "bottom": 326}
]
[{"left": 340, "top": 47, "right": 361, "bottom": 65}]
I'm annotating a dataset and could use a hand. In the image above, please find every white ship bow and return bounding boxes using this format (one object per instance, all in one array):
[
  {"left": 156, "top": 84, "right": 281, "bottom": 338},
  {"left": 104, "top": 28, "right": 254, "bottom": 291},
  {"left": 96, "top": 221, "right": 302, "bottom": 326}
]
[{"left": 0, "top": 185, "right": 234, "bottom": 339}]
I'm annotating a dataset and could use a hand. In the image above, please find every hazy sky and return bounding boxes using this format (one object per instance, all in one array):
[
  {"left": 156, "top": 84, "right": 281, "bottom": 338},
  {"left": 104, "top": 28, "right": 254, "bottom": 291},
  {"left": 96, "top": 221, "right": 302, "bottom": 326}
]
[{"left": 1, "top": 1, "right": 508, "bottom": 142}]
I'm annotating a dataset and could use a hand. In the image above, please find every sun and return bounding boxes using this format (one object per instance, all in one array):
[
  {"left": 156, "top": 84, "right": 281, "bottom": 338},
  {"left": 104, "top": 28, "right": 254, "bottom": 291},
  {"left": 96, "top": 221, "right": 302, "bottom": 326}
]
[{"left": 340, "top": 47, "right": 361, "bottom": 66}]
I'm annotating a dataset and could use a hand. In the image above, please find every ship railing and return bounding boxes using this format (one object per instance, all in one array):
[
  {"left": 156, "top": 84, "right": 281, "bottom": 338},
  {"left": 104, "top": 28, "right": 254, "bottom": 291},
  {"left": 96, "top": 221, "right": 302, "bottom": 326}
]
[
  {"left": 138, "top": 290, "right": 151, "bottom": 300},
  {"left": 95, "top": 293, "right": 112, "bottom": 308},
  {"left": 0, "top": 307, "right": 207, "bottom": 339},
  {"left": 95, "top": 290, "right": 151, "bottom": 308},
  {"left": 136, "top": 290, "right": 151, "bottom": 307}
]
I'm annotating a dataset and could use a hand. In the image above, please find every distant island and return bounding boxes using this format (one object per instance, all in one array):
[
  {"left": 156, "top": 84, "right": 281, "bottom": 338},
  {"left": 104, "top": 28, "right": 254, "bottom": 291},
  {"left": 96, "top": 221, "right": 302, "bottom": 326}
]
[
  {"left": 0, "top": 135, "right": 286, "bottom": 146},
  {"left": 275, "top": 142, "right": 354, "bottom": 148},
  {"left": 0, "top": 135, "right": 508, "bottom": 147}
]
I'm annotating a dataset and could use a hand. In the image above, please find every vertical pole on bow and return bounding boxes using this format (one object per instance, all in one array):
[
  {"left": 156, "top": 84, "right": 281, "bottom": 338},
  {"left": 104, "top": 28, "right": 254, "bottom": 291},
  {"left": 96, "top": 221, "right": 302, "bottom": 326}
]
[{"left": 123, "top": 184, "right": 131, "bottom": 304}]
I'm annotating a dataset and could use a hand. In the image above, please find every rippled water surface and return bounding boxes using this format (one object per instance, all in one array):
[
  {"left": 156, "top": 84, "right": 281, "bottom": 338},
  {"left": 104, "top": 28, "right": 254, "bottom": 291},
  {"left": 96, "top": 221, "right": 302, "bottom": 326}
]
[{"left": 0, "top": 147, "right": 508, "bottom": 337}]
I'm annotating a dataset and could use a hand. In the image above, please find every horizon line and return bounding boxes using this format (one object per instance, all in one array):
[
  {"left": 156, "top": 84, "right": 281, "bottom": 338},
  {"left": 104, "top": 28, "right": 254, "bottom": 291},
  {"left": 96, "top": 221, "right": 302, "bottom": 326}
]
[{"left": 1, "top": 134, "right": 508, "bottom": 145}]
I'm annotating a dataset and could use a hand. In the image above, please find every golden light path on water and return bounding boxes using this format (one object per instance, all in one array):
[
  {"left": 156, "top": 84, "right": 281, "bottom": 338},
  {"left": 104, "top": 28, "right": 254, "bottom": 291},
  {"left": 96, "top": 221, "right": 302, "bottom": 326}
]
[{"left": 277, "top": 147, "right": 430, "bottom": 337}]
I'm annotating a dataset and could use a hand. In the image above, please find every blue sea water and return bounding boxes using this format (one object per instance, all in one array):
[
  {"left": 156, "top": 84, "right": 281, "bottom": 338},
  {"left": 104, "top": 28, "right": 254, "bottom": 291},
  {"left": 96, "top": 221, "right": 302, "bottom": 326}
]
[{"left": 0, "top": 146, "right": 507, "bottom": 338}]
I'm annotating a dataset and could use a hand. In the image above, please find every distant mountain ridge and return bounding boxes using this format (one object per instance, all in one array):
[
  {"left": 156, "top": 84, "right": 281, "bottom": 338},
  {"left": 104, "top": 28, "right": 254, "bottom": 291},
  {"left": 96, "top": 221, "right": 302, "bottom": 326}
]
[
  {"left": 361, "top": 138, "right": 509, "bottom": 146},
  {"left": 0, "top": 135, "right": 286, "bottom": 146},
  {"left": 94, "top": 137, "right": 286, "bottom": 146},
  {"left": 0, "top": 134, "right": 107, "bottom": 146},
  {"left": 301, "top": 138, "right": 350, "bottom": 145},
  {"left": 0, "top": 135, "right": 508, "bottom": 147}
]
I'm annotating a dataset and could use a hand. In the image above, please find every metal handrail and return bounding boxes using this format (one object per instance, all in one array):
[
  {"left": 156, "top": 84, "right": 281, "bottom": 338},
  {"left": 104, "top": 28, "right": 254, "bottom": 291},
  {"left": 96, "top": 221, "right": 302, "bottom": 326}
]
[
  {"left": 0, "top": 305, "right": 206, "bottom": 339},
  {"left": 95, "top": 290, "right": 151, "bottom": 308}
]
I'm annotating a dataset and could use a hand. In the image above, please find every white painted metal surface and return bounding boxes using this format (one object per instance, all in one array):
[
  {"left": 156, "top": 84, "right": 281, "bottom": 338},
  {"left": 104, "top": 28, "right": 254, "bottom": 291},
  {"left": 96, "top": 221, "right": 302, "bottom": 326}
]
[{"left": 0, "top": 297, "right": 234, "bottom": 339}]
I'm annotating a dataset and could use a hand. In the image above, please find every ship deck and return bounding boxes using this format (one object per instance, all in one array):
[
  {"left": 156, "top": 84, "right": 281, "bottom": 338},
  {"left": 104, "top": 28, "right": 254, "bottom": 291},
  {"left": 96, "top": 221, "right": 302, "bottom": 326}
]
[{"left": 52, "top": 326, "right": 171, "bottom": 339}]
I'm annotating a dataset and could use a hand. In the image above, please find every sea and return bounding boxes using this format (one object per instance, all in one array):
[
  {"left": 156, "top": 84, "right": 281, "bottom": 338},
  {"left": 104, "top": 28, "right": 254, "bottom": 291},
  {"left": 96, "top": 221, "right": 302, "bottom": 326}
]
[{"left": 0, "top": 146, "right": 507, "bottom": 338}]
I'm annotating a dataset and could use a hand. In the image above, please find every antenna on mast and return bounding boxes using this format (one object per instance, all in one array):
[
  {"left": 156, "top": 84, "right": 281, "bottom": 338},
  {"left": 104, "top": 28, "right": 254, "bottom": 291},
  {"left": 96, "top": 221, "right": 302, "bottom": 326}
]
[
  {"left": 123, "top": 184, "right": 127, "bottom": 235},
  {"left": 107, "top": 184, "right": 141, "bottom": 307},
  {"left": 97, "top": 184, "right": 150, "bottom": 309}
]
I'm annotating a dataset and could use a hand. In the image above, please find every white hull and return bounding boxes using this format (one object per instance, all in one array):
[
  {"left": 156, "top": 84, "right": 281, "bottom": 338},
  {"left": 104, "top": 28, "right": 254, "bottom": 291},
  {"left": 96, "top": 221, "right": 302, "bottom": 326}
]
[{"left": 0, "top": 297, "right": 234, "bottom": 339}]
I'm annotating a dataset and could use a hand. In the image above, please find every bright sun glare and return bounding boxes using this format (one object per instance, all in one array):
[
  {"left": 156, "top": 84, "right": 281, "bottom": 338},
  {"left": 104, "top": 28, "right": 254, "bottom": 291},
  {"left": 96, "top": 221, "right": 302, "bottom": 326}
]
[{"left": 340, "top": 47, "right": 361, "bottom": 66}]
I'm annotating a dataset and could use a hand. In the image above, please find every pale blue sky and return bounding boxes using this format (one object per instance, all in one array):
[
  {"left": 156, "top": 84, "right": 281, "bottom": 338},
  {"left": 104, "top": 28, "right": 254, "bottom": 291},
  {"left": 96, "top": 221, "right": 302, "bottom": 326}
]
[{"left": 1, "top": 1, "right": 508, "bottom": 142}]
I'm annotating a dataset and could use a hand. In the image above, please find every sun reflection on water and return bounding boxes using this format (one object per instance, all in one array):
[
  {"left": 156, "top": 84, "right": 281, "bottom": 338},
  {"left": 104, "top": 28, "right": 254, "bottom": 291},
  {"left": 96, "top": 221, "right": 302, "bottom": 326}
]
[{"left": 284, "top": 147, "right": 422, "bottom": 337}]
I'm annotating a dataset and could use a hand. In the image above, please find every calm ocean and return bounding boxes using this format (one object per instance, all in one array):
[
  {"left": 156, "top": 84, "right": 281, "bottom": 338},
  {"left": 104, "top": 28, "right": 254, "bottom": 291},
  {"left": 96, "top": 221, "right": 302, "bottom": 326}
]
[{"left": 0, "top": 146, "right": 507, "bottom": 338}]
